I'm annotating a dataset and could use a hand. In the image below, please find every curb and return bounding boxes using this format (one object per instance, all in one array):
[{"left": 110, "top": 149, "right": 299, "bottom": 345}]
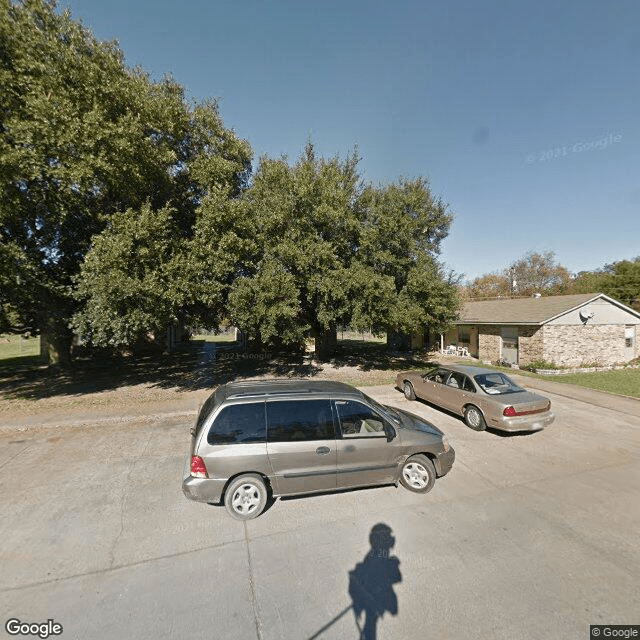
[{"left": 0, "top": 410, "right": 197, "bottom": 434}]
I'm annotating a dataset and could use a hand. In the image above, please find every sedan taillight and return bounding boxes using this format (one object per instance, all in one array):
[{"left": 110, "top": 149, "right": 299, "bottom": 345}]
[
  {"left": 190, "top": 455, "right": 208, "bottom": 478},
  {"left": 503, "top": 405, "right": 549, "bottom": 417}
]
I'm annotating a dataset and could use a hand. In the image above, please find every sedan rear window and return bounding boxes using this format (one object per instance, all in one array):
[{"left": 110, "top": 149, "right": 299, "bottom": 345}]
[{"left": 474, "top": 373, "right": 524, "bottom": 395}]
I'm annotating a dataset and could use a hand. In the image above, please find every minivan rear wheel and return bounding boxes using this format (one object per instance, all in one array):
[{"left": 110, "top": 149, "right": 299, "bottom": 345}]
[
  {"left": 400, "top": 455, "right": 436, "bottom": 493},
  {"left": 224, "top": 474, "right": 268, "bottom": 520}
]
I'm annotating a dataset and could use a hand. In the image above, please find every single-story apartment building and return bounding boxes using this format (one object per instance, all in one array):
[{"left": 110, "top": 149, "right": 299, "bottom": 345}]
[{"left": 444, "top": 293, "right": 640, "bottom": 367}]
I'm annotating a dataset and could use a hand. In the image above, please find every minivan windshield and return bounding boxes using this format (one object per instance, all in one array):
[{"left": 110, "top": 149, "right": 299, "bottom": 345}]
[
  {"left": 366, "top": 396, "right": 397, "bottom": 422},
  {"left": 474, "top": 372, "right": 524, "bottom": 395}
]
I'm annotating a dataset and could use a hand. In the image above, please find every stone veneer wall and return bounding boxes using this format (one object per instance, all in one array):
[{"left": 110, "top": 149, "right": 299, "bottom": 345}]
[
  {"left": 517, "top": 326, "right": 544, "bottom": 366},
  {"left": 542, "top": 324, "right": 626, "bottom": 367},
  {"left": 478, "top": 325, "right": 501, "bottom": 362}
]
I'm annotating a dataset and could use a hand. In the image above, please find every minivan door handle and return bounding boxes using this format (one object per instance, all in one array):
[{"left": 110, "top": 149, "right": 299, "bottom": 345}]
[{"left": 315, "top": 446, "right": 331, "bottom": 455}]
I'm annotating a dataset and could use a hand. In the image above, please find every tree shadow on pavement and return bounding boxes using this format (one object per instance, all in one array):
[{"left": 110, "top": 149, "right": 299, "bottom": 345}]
[
  {"left": 329, "top": 340, "right": 435, "bottom": 372},
  {"left": 0, "top": 338, "right": 435, "bottom": 402},
  {"left": 0, "top": 341, "right": 322, "bottom": 401}
]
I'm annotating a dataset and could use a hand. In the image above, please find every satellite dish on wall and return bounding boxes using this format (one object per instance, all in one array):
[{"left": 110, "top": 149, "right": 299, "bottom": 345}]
[{"left": 579, "top": 309, "right": 595, "bottom": 324}]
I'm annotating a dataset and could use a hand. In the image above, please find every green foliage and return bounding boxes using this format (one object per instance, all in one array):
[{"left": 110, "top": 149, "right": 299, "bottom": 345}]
[
  {"left": 73, "top": 204, "right": 182, "bottom": 346},
  {"left": 520, "top": 359, "right": 562, "bottom": 371},
  {"left": 568, "top": 257, "right": 640, "bottom": 310},
  {"left": 226, "top": 144, "right": 458, "bottom": 350},
  {"left": 1, "top": 1, "right": 456, "bottom": 359},
  {"left": 228, "top": 259, "right": 306, "bottom": 346},
  {"left": 602, "top": 258, "right": 640, "bottom": 309},
  {"left": 0, "top": 0, "right": 252, "bottom": 360}
]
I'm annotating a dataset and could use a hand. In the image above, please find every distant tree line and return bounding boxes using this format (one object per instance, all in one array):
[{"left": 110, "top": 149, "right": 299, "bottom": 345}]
[
  {"left": 461, "top": 251, "right": 640, "bottom": 310},
  {"left": 0, "top": 0, "right": 459, "bottom": 363}
]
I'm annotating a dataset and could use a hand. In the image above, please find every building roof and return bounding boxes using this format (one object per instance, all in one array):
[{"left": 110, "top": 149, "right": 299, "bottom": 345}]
[{"left": 456, "top": 293, "right": 631, "bottom": 325}]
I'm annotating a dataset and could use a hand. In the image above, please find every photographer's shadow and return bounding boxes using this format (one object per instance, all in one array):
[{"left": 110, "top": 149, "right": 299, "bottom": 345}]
[{"left": 348, "top": 523, "right": 402, "bottom": 640}]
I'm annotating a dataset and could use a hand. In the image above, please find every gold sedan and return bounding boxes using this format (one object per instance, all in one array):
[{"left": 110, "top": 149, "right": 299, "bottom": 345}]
[{"left": 395, "top": 364, "right": 554, "bottom": 432}]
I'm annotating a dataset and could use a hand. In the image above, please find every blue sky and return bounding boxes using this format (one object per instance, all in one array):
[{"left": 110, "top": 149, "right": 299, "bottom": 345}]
[{"left": 64, "top": 0, "right": 639, "bottom": 280}]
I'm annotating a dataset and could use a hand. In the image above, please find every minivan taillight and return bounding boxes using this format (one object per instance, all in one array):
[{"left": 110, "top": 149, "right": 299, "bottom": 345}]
[{"left": 190, "top": 456, "right": 208, "bottom": 478}]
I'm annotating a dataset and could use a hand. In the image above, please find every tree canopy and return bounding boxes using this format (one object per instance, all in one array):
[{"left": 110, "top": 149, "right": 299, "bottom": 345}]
[
  {"left": 0, "top": 0, "right": 251, "bottom": 361},
  {"left": 226, "top": 144, "right": 458, "bottom": 356},
  {"left": 1, "top": 1, "right": 458, "bottom": 362},
  {"left": 464, "top": 251, "right": 571, "bottom": 299},
  {"left": 570, "top": 257, "right": 640, "bottom": 310}
]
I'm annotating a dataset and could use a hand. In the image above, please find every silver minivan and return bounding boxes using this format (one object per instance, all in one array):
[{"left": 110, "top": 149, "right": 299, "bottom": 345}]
[{"left": 183, "top": 379, "right": 455, "bottom": 519}]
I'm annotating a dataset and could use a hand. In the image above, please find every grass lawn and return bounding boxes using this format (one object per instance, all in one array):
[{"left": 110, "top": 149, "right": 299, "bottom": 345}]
[
  {"left": 0, "top": 334, "right": 43, "bottom": 368},
  {"left": 546, "top": 368, "right": 640, "bottom": 399},
  {"left": 449, "top": 356, "right": 640, "bottom": 399},
  {"left": 192, "top": 333, "right": 236, "bottom": 343}
]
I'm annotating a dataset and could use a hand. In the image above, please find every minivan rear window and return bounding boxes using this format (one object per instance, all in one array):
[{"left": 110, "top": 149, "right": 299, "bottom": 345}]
[
  {"left": 207, "top": 402, "right": 266, "bottom": 445},
  {"left": 266, "top": 400, "right": 335, "bottom": 442}
]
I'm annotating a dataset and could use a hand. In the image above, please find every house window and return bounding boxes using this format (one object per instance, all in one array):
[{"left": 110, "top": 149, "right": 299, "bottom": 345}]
[{"left": 458, "top": 326, "right": 471, "bottom": 344}]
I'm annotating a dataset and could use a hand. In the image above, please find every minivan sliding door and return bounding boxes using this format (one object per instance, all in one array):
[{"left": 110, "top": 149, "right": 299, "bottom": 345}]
[{"left": 265, "top": 399, "right": 337, "bottom": 495}]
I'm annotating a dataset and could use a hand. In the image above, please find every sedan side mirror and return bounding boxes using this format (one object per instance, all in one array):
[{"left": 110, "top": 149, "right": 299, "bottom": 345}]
[{"left": 385, "top": 424, "right": 396, "bottom": 442}]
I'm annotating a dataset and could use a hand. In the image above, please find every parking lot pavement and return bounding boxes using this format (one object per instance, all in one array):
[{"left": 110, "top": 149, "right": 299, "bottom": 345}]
[{"left": 1, "top": 388, "right": 639, "bottom": 639}]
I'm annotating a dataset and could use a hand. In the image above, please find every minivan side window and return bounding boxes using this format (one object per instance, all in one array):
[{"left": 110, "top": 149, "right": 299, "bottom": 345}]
[
  {"left": 266, "top": 400, "right": 335, "bottom": 442},
  {"left": 335, "top": 400, "right": 388, "bottom": 438},
  {"left": 207, "top": 402, "right": 266, "bottom": 445}
]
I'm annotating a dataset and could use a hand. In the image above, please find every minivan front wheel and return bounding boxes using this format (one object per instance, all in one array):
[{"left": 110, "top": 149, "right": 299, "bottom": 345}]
[
  {"left": 225, "top": 474, "right": 268, "bottom": 520},
  {"left": 400, "top": 455, "right": 436, "bottom": 493}
]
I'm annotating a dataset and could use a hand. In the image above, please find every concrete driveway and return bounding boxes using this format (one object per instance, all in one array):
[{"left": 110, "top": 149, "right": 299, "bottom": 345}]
[{"left": 1, "top": 385, "right": 638, "bottom": 639}]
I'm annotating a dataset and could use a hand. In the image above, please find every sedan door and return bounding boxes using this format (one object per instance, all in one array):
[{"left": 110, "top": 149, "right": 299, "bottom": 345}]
[
  {"left": 334, "top": 400, "right": 398, "bottom": 489},
  {"left": 265, "top": 399, "right": 337, "bottom": 495},
  {"left": 437, "top": 371, "right": 467, "bottom": 413},
  {"left": 418, "top": 369, "right": 449, "bottom": 406}
]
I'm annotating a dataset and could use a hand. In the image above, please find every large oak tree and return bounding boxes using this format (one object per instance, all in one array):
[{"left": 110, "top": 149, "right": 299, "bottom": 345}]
[{"left": 0, "top": 0, "right": 251, "bottom": 361}]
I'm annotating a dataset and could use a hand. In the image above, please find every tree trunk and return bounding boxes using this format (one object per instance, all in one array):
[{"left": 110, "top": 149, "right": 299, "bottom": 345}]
[
  {"left": 315, "top": 325, "right": 337, "bottom": 361},
  {"left": 40, "top": 323, "right": 73, "bottom": 366}
]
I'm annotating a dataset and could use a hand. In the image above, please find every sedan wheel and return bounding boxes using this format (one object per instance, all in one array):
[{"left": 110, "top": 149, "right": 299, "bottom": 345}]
[
  {"left": 399, "top": 454, "right": 436, "bottom": 493},
  {"left": 464, "top": 405, "right": 487, "bottom": 431},
  {"left": 225, "top": 474, "right": 268, "bottom": 520},
  {"left": 404, "top": 382, "right": 416, "bottom": 401}
]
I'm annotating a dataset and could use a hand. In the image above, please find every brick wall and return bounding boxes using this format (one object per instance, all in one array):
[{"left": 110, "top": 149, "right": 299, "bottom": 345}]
[
  {"left": 518, "top": 326, "right": 544, "bottom": 365},
  {"left": 542, "top": 324, "right": 627, "bottom": 367},
  {"left": 478, "top": 325, "right": 501, "bottom": 362}
]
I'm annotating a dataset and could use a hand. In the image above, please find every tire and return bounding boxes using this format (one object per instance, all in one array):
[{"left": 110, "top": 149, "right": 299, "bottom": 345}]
[
  {"left": 403, "top": 382, "right": 416, "bottom": 401},
  {"left": 399, "top": 454, "right": 436, "bottom": 494},
  {"left": 464, "top": 405, "right": 486, "bottom": 431},
  {"left": 224, "top": 474, "right": 268, "bottom": 520}
]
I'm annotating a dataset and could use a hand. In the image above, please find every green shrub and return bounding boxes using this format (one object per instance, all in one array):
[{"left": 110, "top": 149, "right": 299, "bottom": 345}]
[{"left": 521, "top": 359, "right": 561, "bottom": 371}]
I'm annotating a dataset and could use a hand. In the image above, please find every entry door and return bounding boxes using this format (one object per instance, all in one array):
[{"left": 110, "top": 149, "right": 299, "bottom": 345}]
[
  {"left": 625, "top": 326, "right": 636, "bottom": 361},
  {"left": 501, "top": 327, "right": 519, "bottom": 365}
]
